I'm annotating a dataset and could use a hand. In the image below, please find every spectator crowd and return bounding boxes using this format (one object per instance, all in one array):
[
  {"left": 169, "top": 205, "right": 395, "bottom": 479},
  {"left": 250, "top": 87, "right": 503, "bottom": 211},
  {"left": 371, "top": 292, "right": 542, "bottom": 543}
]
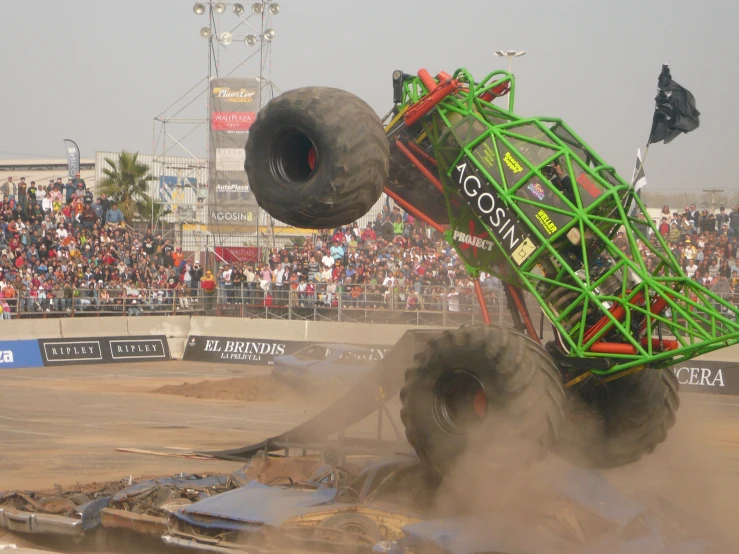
[
  {"left": 0, "top": 175, "right": 200, "bottom": 318},
  {"left": 3, "top": 172, "right": 739, "bottom": 321},
  {"left": 213, "top": 203, "right": 505, "bottom": 313},
  {"left": 638, "top": 203, "right": 739, "bottom": 299}
]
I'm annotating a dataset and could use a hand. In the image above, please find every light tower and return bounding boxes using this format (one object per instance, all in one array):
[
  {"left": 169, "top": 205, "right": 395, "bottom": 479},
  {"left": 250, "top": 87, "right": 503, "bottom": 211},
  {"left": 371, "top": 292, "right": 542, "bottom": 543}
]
[
  {"left": 493, "top": 50, "right": 527, "bottom": 73},
  {"left": 152, "top": 1, "right": 282, "bottom": 259}
]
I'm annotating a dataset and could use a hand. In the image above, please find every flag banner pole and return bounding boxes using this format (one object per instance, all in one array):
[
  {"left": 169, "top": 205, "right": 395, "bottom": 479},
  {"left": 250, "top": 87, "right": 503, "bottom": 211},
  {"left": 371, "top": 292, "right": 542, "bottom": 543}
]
[{"left": 630, "top": 145, "right": 650, "bottom": 188}]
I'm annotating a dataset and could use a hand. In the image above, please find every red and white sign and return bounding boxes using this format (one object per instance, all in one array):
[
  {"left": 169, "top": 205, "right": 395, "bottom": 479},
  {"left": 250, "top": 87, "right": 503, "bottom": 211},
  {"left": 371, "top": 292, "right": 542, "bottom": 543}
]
[
  {"left": 211, "top": 112, "right": 256, "bottom": 132},
  {"left": 215, "top": 246, "right": 260, "bottom": 263}
]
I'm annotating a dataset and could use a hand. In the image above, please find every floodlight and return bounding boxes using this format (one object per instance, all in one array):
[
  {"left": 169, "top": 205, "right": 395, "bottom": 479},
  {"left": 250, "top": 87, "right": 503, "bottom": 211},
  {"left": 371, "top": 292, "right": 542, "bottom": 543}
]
[
  {"left": 251, "top": 3, "right": 264, "bottom": 14},
  {"left": 232, "top": 3, "right": 245, "bottom": 15},
  {"left": 214, "top": 2, "right": 226, "bottom": 14},
  {"left": 219, "top": 32, "right": 233, "bottom": 45},
  {"left": 263, "top": 28, "right": 275, "bottom": 40},
  {"left": 244, "top": 34, "right": 258, "bottom": 46},
  {"left": 200, "top": 26, "right": 213, "bottom": 38},
  {"left": 193, "top": 3, "right": 206, "bottom": 15},
  {"left": 268, "top": 3, "right": 280, "bottom": 14}
]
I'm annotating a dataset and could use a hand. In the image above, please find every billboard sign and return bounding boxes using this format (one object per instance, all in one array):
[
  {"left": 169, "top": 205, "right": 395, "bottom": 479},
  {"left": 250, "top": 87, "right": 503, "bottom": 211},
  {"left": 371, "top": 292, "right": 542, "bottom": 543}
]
[
  {"left": 38, "top": 336, "right": 171, "bottom": 366},
  {"left": 208, "top": 77, "right": 260, "bottom": 232},
  {"left": 214, "top": 246, "right": 261, "bottom": 263},
  {"left": 0, "top": 340, "right": 44, "bottom": 369}
]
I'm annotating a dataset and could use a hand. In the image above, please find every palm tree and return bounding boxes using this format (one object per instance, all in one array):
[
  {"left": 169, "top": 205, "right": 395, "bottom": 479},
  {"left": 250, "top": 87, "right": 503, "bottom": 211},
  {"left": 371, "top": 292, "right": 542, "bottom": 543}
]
[{"left": 98, "top": 151, "right": 155, "bottom": 222}]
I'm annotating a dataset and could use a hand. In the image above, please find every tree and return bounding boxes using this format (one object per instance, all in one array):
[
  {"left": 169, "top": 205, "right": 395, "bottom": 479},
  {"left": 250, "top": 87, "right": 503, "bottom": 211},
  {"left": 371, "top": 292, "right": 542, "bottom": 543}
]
[{"left": 98, "top": 151, "right": 156, "bottom": 222}]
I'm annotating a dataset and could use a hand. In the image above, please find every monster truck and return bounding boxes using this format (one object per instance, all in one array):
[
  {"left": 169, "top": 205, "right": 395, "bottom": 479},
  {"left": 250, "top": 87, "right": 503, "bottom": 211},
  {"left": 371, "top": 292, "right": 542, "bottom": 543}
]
[{"left": 243, "top": 68, "right": 739, "bottom": 472}]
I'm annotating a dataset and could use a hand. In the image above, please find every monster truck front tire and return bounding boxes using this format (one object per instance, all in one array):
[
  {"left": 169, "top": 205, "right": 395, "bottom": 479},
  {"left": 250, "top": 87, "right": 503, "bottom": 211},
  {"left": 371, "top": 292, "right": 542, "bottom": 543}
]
[
  {"left": 400, "top": 325, "right": 565, "bottom": 475},
  {"left": 553, "top": 368, "right": 679, "bottom": 469},
  {"left": 244, "top": 87, "right": 389, "bottom": 229}
]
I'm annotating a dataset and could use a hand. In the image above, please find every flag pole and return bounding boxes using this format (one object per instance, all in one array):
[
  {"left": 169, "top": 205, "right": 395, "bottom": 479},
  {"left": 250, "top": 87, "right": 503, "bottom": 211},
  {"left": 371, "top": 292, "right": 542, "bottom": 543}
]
[{"left": 631, "top": 144, "right": 650, "bottom": 188}]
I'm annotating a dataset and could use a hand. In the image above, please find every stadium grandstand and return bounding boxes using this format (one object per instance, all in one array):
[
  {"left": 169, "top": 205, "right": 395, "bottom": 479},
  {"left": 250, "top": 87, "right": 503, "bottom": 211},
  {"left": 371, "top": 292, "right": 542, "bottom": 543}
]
[{"left": 2, "top": 155, "right": 739, "bottom": 325}]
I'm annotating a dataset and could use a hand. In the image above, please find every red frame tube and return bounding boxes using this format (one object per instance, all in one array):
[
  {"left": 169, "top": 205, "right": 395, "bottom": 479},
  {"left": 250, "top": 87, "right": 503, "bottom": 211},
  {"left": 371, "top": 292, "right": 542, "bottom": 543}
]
[
  {"left": 395, "top": 140, "right": 444, "bottom": 194},
  {"left": 590, "top": 338, "right": 679, "bottom": 355},
  {"left": 474, "top": 279, "right": 491, "bottom": 325},
  {"left": 404, "top": 80, "right": 460, "bottom": 126},
  {"left": 506, "top": 284, "right": 541, "bottom": 344},
  {"left": 417, "top": 68, "right": 438, "bottom": 92},
  {"left": 406, "top": 141, "right": 437, "bottom": 166},
  {"left": 383, "top": 187, "right": 444, "bottom": 233},
  {"left": 583, "top": 292, "right": 645, "bottom": 344}
]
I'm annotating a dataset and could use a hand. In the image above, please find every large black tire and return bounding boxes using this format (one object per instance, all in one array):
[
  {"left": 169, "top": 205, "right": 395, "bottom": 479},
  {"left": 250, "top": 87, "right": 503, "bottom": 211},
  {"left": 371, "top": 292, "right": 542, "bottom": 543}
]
[
  {"left": 400, "top": 324, "right": 565, "bottom": 475},
  {"left": 553, "top": 368, "right": 679, "bottom": 469},
  {"left": 244, "top": 87, "right": 389, "bottom": 229}
]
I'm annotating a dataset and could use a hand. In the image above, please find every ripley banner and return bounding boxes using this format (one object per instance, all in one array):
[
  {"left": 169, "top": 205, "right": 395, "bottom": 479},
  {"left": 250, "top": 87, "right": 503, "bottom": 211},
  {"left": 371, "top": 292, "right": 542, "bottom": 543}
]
[
  {"left": 38, "top": 336, "right": 171, "bottom": 366},
  {"left": 183, "top": 336, "right": 392, "bottom": 366},
  {"left": 208, "top": 77, "right": 261, "bottom": 232}
]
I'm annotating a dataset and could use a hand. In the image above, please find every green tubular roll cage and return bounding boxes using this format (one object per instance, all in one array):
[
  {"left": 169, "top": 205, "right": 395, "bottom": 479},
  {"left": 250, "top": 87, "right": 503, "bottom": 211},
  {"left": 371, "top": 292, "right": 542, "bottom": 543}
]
[{"left": 386, "top": 67, "right": 739, "bottom": 375}]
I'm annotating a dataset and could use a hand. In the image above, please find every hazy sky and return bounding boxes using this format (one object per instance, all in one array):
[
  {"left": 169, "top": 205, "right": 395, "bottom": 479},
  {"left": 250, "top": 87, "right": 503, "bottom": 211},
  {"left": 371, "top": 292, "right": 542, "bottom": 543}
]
[{"left": 1, "top": 0, "right": 735, "bottom": 192}]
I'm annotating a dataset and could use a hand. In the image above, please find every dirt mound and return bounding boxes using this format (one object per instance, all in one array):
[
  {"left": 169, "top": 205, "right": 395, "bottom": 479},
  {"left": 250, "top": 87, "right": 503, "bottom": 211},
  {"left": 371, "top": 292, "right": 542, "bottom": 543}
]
[{"left": 153, "top": 374, "right": 299, "bottom": 402}]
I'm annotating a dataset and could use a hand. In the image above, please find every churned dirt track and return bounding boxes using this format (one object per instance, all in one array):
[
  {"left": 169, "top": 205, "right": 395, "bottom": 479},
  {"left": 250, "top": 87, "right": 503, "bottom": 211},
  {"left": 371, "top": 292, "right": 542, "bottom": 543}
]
[
  {"left": 0, "top": 362, "right": 738, "bottom": 546},
  {"left": 154, "top": 374, "right": 300, "bottom": 402},
  {"left": 0, "top": 361, "right": 362, "bottom": 490}
]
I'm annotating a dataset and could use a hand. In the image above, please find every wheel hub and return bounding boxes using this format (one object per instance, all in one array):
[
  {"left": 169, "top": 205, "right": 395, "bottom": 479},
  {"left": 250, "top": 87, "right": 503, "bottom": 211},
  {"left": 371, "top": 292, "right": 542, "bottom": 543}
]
[
  {"left": 432, "top": 370, "right": 487, "bottom": 434},
  {"left": 269, "top": 127, "right": 318, "bottom": 184}
]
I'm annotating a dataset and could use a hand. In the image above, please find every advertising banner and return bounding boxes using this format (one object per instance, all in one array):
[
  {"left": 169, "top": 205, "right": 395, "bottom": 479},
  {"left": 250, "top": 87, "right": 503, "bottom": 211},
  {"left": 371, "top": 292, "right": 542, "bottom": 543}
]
[
  {"left": 0, "top": 340, "right": 44, "bottom": 369},
  {"left": 670, "top": 361, "right": 739, "bottom": 396},
  {"left": 208, "top": 77, "right": 261, "bottom": 232},
  {"left": 38, "top": 336, "right": 171, "bottom": 366},
  {"left": 183, "top": 336, "right": 392, "bottom": 366},
  {"left": 213, "top": 246, "right": 261, "bottom": 264},
  {"left": 183, "top": 335, "right": 739, "bottom": 397},
  {"left": 63, "top": 139, "right": 80, "bottom": 179}
]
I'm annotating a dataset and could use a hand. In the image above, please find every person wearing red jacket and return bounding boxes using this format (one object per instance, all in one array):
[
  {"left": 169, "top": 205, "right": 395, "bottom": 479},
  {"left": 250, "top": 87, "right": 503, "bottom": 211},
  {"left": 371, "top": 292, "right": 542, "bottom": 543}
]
[
  {"left": 361, "top": 223, "right": 376, "bottom": 242},
  {"left": 200, "top": 270, "right": 217, "bottom": 314}
]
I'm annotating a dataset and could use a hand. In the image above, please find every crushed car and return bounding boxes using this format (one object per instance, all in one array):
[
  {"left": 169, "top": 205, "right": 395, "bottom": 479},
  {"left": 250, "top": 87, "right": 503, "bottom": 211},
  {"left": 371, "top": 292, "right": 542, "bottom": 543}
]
[
  {"left": 0, "top": 455, "right": 333, "bottom": 549},
  {"left": 163, "top": 454, "right": 438, "bottom": 553},
  {"left": 0, "top": 484, "right": 121, "bottom": 538},
  {"left": 373, "top": 468, "right": 716, "bottom": 554},
  {"left": 271, "top": 343, "right": 383, "bottom": 392}
]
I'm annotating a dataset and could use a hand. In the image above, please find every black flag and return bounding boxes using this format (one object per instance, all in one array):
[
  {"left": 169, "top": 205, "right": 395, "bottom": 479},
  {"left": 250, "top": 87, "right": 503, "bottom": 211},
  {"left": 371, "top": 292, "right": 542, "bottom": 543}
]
[{"left": 648, "top": 65, "right": 700, "bottom": 145}]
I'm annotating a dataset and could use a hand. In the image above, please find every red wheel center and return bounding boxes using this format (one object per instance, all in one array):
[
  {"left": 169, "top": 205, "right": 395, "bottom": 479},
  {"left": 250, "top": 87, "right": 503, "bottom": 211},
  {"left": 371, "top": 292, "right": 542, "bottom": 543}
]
[
  {"left": 473, "top": 389, "right": 487, "bottom": 419},
  {"left": 307, "top": 147, "right": 316, "bottom": 170}
]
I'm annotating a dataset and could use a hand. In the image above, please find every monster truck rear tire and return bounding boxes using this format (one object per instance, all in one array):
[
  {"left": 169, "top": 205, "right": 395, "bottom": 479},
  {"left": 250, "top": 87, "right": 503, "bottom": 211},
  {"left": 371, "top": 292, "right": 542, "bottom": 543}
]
[
  {"left": 400, "top": 324, "right": 565, "bottom": 475},
  {"left": 553, "top": 368, "right": 679, "bottom": 469},
  {"left": 244, "top": 87, "right": 389, "bottom": 229}
]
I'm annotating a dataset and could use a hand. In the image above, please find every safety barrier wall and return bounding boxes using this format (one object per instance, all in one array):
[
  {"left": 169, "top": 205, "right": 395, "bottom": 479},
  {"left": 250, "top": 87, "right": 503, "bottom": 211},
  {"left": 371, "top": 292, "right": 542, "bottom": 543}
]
[{"left": 0, "top": 316, "right": 738, "bottom": 395}]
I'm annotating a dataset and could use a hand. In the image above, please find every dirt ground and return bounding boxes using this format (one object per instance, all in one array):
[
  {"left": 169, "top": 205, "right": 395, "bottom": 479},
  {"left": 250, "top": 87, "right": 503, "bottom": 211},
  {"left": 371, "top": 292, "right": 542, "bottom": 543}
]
[
  {"left": 0, "top": 361, "right": 738, "bottom": 548},
  {"left": 154, "top": 374, "right": 300, "bottom": 402}
]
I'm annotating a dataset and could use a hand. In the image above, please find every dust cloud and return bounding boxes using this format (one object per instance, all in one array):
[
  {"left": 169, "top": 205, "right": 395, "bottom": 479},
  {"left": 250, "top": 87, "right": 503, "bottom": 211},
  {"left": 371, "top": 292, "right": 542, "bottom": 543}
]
[
  {"left": 428, "top": 401, "right": 739, "bottom": 553},
  {"left": 152, "top": 373, "right": 351, "bottom": 405}
]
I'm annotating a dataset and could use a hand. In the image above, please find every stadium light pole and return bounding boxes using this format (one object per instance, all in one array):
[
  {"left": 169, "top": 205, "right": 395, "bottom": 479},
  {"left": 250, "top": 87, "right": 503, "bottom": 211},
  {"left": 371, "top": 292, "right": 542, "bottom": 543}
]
[{"left": 494, "top": 50, "right": 526, "bottom": 73}]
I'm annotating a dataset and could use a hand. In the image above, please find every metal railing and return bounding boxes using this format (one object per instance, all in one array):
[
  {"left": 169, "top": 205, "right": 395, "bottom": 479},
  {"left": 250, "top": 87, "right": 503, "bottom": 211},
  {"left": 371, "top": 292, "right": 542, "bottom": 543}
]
[
  {"left": 4, "top": 283, "right": 516, "bottom": 327},
  {"left": 6, "top": 284, "right": 738, "bottom": 335},
  {"left": 3, "top": 287, "right": 200, "bottom": 319}
]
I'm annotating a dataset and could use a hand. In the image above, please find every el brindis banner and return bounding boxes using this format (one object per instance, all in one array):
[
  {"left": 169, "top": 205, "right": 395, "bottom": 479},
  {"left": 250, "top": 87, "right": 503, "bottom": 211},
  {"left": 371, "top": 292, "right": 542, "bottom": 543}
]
[{"left": 208, "top": 77, "right": 260, "bottom": 232}]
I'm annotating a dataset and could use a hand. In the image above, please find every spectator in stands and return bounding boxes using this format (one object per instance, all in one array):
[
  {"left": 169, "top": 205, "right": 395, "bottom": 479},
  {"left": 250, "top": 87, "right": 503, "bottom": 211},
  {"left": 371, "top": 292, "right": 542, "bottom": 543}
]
[
  {"left": 200, "top": 270, "right": 216, "bottom": 313},
  {"left": 105, "top": 203, "right": 124, "bottom": 226}
]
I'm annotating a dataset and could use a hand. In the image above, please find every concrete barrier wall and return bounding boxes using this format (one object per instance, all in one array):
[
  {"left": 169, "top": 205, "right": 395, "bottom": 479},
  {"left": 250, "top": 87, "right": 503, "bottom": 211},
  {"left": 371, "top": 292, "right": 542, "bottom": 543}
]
[
  {"left": 2, "top": 315, "right": 739, "bottom": 365},
  {"left": 127, "top": 316, "right": 191, "bottom": 360},
  {"left": 0, "top": 319, "right": 62, "bottom": 340},
  {"left": 0, "top": 317, "right": 452, "bottom": 361},
  {"left": 60, "top": 317, "right": 129, "bottom": 338}
]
